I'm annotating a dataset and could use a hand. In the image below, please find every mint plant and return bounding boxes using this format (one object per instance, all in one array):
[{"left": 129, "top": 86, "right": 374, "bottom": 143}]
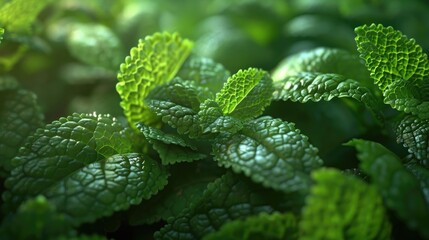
[{"left": 1, "top": 1, "right": 429, "bottom": 239}]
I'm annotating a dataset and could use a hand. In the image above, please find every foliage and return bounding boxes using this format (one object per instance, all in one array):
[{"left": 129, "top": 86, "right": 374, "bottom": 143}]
[{"left": 1, "top": 0, "right": 429, "bottom": 239}]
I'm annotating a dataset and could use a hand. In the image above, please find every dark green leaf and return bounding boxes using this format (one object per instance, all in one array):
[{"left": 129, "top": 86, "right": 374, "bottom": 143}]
[{"left": 198, "top": 99, "right": 244, "bottom": 134}]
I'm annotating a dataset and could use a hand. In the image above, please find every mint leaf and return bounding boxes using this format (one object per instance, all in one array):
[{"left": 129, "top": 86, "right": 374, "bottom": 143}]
[
  {"left": 154, "top": 172, "right": 291, "bottom": 240},
  {"left": 203, "top": 212, "right": 298, "bottom": 240},
  {"left": 0, "top": 0, "right": 53, "bottom": 32},
  {"left": 215, "top": 68, "right": 271, "bottom": 119},
  {"left": 396, "top": 115, "right": 429, "bottom": 166},
  {"left": 213, "top": 116, "right": 323, "bottom": 193},
  {"left": 67, "top": 23, "right": 123, "bottom": 70},
  {"left": 273, "top": 72, "right": 383, "bottom": 121},
  {"left": 4, "top": 113, "right": 168, "bottom": 225},
  {"left": 198, "top": 99, "right": 244, "bottom": 134},
  {"left": 347, "top": 139, "right": 429, "bottom": 238},
  {"left": 300, "top": 168, "right": 391, "bottom": 240},
  {"left": 0, "top": 196, "right": 74, "bottom": 240},
  {"left": 177, "top": 56, "right": 230, "bottom": 94},
  {"left": 117, "top": 32, "right": 193, "bottom": 127},
  {"left": 0, "top": 85, "right": 44, "bottom": 172}
]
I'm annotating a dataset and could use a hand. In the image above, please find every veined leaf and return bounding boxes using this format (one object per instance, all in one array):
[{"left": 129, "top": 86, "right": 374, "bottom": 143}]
[
  {"left": 396, "top": 115, "right": 429, "bottom": 167},
  {"left": 0, "top": 86, "right": 44, "bottom": 172},
  {"left": 203, "top": 212, "right": 298, "bottom": 240},
  {"left": 177, "top": 56, "right": 230, "bottom": 94},
  {"left": 116, "top": 32, "right": 193, "bottom": 127},
  {"left": 300, "top": 168, "right": 391, "bottom": 240},
  {"left": 355, "top": 24, "right": 429, "bottom": 90},
  {"left": 0, "top": 0, "right": 53, "bottom": 32},
  {"left": 272, "top": 72, "right": 383, "bottom": 121},
  {"left": 213, "top": 116, "right": 323, "bottom": 193},
  {"left": 4, "top": 113, "right": 168, "bottom": 225},
  {"left": 215, "top": 68, "right": 271, "bottom": 118},
  {"left": 198, "top": 99, "right": 244, "bottom": 134},
  {"left": 154, "top": 172, "right": 291, "bottom": 240},
  {"left": 347, "top": 139, "right": 429, "bottom": 238},
  {"left": 67, "top": 23, "right": 124, "bottom": 70}
]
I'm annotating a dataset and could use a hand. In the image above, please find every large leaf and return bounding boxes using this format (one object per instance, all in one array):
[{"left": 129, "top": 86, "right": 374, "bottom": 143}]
[
  {"left": 4, "top": 113, "right": 168, "bottom": 225},
  {"left": 116, "top": 32, "right": 193, "bottom": 127},
  {"left": 299, "top": 168, "right": 391, "bottom": 240},
  {"left": 347, "top": 139, "right": 429, "bottom": 238},
  {"left": 154, "top": 172, "right": 293, "bottom": 240},
  {"left": 213, "top": 116, "right": 323, "bottom": 193},
  {"left": 0, "top": 0, "right": 52, "bottom": 32}
]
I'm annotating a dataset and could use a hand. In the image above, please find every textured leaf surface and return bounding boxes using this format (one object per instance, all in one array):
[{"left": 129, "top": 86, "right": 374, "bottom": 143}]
[
  {"left": 300, "top": 168, "right": 391, "bottom": 240},
  {"left": 0, "top": 196, "right": 74, "bottom": 240},
  {"left": 273, "top": 72, "right": 383, "bottom": 121},
  {"left": 213, "top": 116, "right": 323, "bottom": 193},
  {"left": 154, "top": 172, "right": 290, "bottom": 240},
  {"left": 347, "top": 139, "right": 429, "bottom": 238},
  {"left": 116, "top": 32, "right": 193, "bottom": 127},
  {"left": 67, "top": 24, "right": 123, "bottom": 70},
  {"left": 4, "top": 113, "right": 168, "bottom": 224},
  {"left": 198, "top": 99, "right": 243, "bottom": 134},
  {"left": 355, "top": 24, "right": 429, "bottom": 90},
  {"left": 396, "top": 115, "right": 429, "bottom": 166},
  {"left": 0, "top": 0, "right": 52, "bottom": 32},
  {"left": 203, "top": 212, "right": 298, "bottom": 240},
  {"left": 215, "top": 68, "right": 267, "bottom": 116},
  {"left": 177, "top": 56, "right": 230, "bottom": 94},
  {"left": 0, "top": 88, "right": 44, "bottom": 172}
]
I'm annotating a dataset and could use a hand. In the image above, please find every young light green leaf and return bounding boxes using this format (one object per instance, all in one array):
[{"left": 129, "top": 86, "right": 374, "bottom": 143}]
[
  {"left": 272, "top": 72, "right": 383, "bottom": 122},
  {"left": 177, "top": 56, "right": 230, "bottom": 94},
  {"left": 347, "top": 139, "right": 429, "bottom": 238},
  {"left": 116, "top": 32, "right": 193, "bottom": 127},
  {"left": 300, "top": 168, "right": 391, "bottom": 240},
  {"left": 355, "top": 24, "right": 429, "bottom": 90},
  {"left": 0, "top": 88, "right": 44, "bottom": 172},
  {"left": 4, "top": 113, "right": 168, "bottom": 225},
  {"left": 0, "top": 0, "right": 53, "bottom": 32},
  {"left": 213, "top": 116, "right": 323, "bottom": 193},
  {"left": 0, "top": 196, "right": 74, "bottom": 240},
  {"left": 203, "top": 212, "right": 298, "bottom": 240},
  {"left": 67, "top": 23, "right": 124, "bottom": 70},
  {"left": 396, "top": 115, "right": 429, "bottom": 166},
  {"left": 198, "top": 99, "right": 244, "bottom": 134},
  {"left": 215, "top": 68, "right": 269, "bottom": 117},
  {"left": 154, "top": 172, "right": 292, "bottom": 240}
]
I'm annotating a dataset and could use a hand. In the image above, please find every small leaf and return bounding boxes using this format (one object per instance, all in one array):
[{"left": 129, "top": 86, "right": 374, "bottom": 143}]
[
  {"left": 177, "top": 56, "right": 230, "bottom": 94},
  {"left": 154, "top": 172, "right": 291, "bottom": 240},
  {"left": 116, "top": 32, "right": 193, "bottom": 127},
  {"left": 4, "top": 113, "right": 168, "bottom": 225},
  {"left": 299, "top": 168, "right": 391, "bottom": 240},
  {"left": 347, "top": 139, "right": 429, "bottom": 238},
  {"left": 355, "top": 23, "right": 429, "bottom": 90},
  {"left": 0, "top": 0, "right": 53, "bottom": 32},
  {"left": 198, "top": 99, "right": 244, "bottom": 134},
  {"left": 203, "top": 212, "right": 298, "bottom": 240},
  {"left": 396, "top": 115, "right": 429, "bottom": 167},
  {"left": 213, "top": 116, "right": 323, "bottom": 193}
]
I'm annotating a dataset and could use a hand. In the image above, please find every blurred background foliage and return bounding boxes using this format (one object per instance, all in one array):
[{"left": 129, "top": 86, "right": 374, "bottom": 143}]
[{"left": 1, "top": 0, "right": 428, "bottom": 167}]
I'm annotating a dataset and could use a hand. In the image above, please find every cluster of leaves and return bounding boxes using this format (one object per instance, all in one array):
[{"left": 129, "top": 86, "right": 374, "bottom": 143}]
[{"left": 1, "top": 0, "right": 429, "bottom": 239}]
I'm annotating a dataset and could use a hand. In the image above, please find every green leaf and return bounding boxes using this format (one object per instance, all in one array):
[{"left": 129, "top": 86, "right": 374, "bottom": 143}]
[
  {"left": 215, "top": 68, "right": 272, "bottom": 118},
  {"left": 347, "top": 139, "right": 429, "bottom": 238},
  {"left": 299, "top": 168, "right": 391, "bottom": 240},
  {"left": 198, "top": 99, "right": 244, "bottom": 134},
  {"left": 137, "top": 123, "right": 206, "bottom": 165},
  {"left": 405, "top": 163, "right": 429, "bottom": 206},
  {"left": 4, "top": 113, "right": 168, "bottom": 225},
  {"left": 177, "top": 56, "right": 230, "bottom": 94},
  {"left": 0, "top": 28, "right": 4, "bottom": 44},
  {"left": 203, "top": 212, "right": 298, "bottom": 240},
  {"left": 154, "top": 172, "right": 291, "bottom": 240},
  {"left": 116, "top": 32, "right": 193, "bottom": 127},
  {"left": 355, "top": 23, "right": 429, "bottom": 90},
  {"left": 0, "top": 196, "right": 74, "bottom": 240},
  {"left": 396, "top": 115, "right": 429, "bottom": 167},
  {"left": 271, "top": 48, "right": 370, "bottom": 85},
  {"left": 0, "top": 0, "right": 53, "bottom": 32},
  {"left": 213, "top": 116, "right": 323, "bottom": 193},
  {"left": 67, "top": 23, "right": 124, "bottom": 70},
  {"left": 272, "top": 72, "right": 383, "bottom": 122},
  {"left": 0, "top": 86, "right": 44, "bottom": 172}
]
